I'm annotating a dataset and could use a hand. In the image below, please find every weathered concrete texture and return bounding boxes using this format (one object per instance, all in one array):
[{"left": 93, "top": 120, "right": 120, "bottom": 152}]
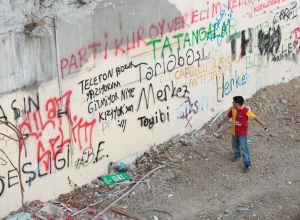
[
  {"left": 57, "top": 0, "right": 181, "bottom": 75},
  {"left": 0, "top": 2, "right": 27, "bottom": 34},
  {"left": 0, "top": 0, "right": 70, "bottom": 95},
  {"left": 0, "top": 0, "right": 101, "bottom": 34},
  {"left": 94, "top": 0, "right": 181, "bottom": 50},
  {"left": 30, "top": 25, "right": 52, "bottom": 38},
  {"left": 5, "top": 212, "right": 32, "bottom": 220},
  {"left": 0, "top": 0, "right": 180, "bottom": 94},
  {"left": 0, "top": 33, "right": 57, "bottom": 95}
]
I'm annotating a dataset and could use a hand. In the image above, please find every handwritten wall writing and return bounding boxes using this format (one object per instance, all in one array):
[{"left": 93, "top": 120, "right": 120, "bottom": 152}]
[
  {"left": 137, "top": 81, "right": 190, "bottom": 112},
  {"left": 74, "top": 142, "right": 107, "bottom": 169},
  {"left": 138, "top": 49, "right": 210, "bottom": 82},
  {"left": 177, "top": 96, "right": 209, "bottom": 128},
  {"left": 138, "top": 107, "right": 170, "bottom": 129},
  {"left": 253, "top": 0, "right": 281, "bottom": 13},
  {"left": 224, "top": 71, "right": 250, "bottom": 96},
  {"left": 60, "top": 2, "right": 241, "bottom": 76},
  {"left": 273, "top": 5, "right": 297, "bottom": 24},
  {"left": 17, "top": 91, "right": 96, "bottom": 174}
]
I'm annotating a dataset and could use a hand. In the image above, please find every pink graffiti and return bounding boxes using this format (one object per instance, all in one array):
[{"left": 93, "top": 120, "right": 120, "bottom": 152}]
[
  {"left": 179, "top": 99, "right": 193, "bottom": 128},
  {"left": 293, "top": 27, "right": 300, "bottom": 40},
  {"left": 18, "top": 91, "right": 96, "bottom": 171}
]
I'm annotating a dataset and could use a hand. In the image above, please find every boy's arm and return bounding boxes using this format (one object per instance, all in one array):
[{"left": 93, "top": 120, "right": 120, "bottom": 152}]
[
  {"left": 218, "top": 116, "right": 231, "bottom": 128},
  {"left": 254, "top": 116, "right": 266, "bottom": 128}
]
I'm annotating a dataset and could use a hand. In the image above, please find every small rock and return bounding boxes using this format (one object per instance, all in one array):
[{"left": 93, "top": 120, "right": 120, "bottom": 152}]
[
  {"left": 237, "top": 207, "right": 250, "bottom": 211},
  {"left": 86, "top": 183, "right": 95, "bottom": 189},
  {"left": 174, "top": 143, "right": 182, "bottom": 148},
  {"left": 180, "top": 138, "right": 188, "bottom": 145},
  {"left": 144, "top": 150, "right": 151, "bottom": 156},
  {"left": 175, "top": 154, "right": 182, "bottom": 159},
  {"left": 224, "top": 210, "right": 230, "bottom": 214},
  {"left": 138, "top": 157, "right": 148, "bottom": 164},
  {"left": 5, "top": 212, "right": 32, "bottom": 220},
  {"left": 94, "top": 191, "right": 101, "bottom": 195},
  {"left": 30, "top": 25, "right": 51, "bottom": 38},
  {"left": 186, "top": 139, "right": 195, "bottom": 145},
  {"left": 108, "top": 193, "right": 114, "bottom": 198},
  {"left": 198, "top": 129, "right": 206, "bottom": 136},
  {"left": 98, "top": 181, "right": 105, "bottom": 187},
  {"left": 150, "top": 145, "right": 158, "bottom": 154},
  {"left": 171, "top": 134, "right": 180, "bottom": 144},
  {"left": 79, "top": 0, "right": 92, "bottom": 4}
]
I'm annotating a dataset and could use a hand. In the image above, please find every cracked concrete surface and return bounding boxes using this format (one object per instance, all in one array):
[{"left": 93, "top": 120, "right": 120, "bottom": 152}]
[{"left": 0, "top": 0, "right": 104, "bottom": 34}]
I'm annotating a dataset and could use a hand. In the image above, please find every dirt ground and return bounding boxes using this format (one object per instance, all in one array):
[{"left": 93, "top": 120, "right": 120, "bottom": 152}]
[{"left": 5, "top": 77, "right": 300, "bottom": 220}]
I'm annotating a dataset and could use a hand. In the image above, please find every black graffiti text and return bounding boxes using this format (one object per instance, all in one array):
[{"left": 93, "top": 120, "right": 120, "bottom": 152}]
[
  {"left": 273, "top": 5, "right": 297, "bottom": 24},
  {"left": 137, "top": 81, "right": 190, "bottom": 112},
  {"left": 121, "top": 87, "right": 135, "bottom": 101},
  {"left": 138, "top": 107, "right": 170, "bottom": 129},
  {"left": 98, "top": 104, "right": 134, "bottom": 122},
  {"left": 138, "top": 49, "right": 209, "bottom": 83},
  {"left": 86, "top": 81, "right": 121, "bottom": 101},
  {"left": 78, "top": 69, "right": 114, "bottom": 94},
  {"left": 88, "top": 92, "right": 119, "bottom": 114},
  {"left": 74, "top": 141, "right": 107, "bottom": 169}
]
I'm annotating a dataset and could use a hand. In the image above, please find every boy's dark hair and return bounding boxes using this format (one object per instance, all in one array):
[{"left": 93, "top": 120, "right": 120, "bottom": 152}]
[{"left": 233, "top": 96, "right": 244, "bottom": 105}]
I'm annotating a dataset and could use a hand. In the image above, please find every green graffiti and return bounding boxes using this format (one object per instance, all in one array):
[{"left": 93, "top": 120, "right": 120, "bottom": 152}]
[
  {"left": 228, "top": 18, "right": 237, "bottom": 35},
  {"left": 147, "top": 39, "right": 161, "bottom": 61},
  {"left": 161, "top": 36, "right": 172, "bottom": 57},
  {"left": 173, "top": 33, "right": 184, "bottom": 50},
  {"left": 246, "top": 53, "right": 268, "bottom": 69},
  {"left": 147, "top": 20, "right": 234, "bottom": 60},
  {"left": 183, "top": 32, "right": 191, "bottom": 48}
]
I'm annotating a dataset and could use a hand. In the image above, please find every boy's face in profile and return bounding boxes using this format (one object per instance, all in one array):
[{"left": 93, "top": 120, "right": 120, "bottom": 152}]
[{"left": 232, "top": 100, "right": 239, "bottom": 109}]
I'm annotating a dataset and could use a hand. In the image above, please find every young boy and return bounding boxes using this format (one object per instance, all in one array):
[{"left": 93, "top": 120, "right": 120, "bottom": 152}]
[{"left": 218, "top": 96, "right": 267, "bottom": 173}]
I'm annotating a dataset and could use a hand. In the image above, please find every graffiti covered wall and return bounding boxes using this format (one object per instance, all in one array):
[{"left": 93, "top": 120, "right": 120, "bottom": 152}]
[{"left": 0, "top": 0, "right": 300, "bottom": 217}]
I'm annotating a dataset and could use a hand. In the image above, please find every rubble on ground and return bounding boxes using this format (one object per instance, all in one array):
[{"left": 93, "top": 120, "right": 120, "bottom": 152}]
[{"left": 5, "top": 78, "right": 300, "bottom": 219}]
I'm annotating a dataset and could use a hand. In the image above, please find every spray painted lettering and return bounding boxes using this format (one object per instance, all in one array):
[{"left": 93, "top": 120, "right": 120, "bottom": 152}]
[
  {"left": 224, "top": 71, "right": 250, "bottom": 96},
  {"left": 177, "top": 96, "right": 209, "bottom": 128},
  {"left": 17, "top": 91, "right": 96, "bottom": 176},
  {"left": 137, "top": 81, "right": 190, "bottom": 112},
  {"left": 253, "top": 0, "right": 281, "bottom": 13},
  {"left": 139, "top": 49, "right": 209, "bottom": 82},
  {"left": 138, "top": 107, "right": 170, "bottom": 129},
  {"left": 273, "top": 5, "right": 297, "bottom": 24},
  {"left": 74, "top": 142, "right": 107, "bottom": 170}
]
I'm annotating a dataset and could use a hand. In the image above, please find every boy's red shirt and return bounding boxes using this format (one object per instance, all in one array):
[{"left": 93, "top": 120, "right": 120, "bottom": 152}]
[{"left": 227, "top": 105, "right": 256, "bottom": 136}]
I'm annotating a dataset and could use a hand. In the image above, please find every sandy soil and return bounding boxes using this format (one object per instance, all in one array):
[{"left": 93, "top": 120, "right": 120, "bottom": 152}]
[{"left": 5, "top": 77, "right": 300, "bottom": 220}]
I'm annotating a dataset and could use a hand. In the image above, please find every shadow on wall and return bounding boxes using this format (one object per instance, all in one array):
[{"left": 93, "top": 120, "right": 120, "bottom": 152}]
[{"left": 58, "top": 0, "right": 182, "bottom": 77}]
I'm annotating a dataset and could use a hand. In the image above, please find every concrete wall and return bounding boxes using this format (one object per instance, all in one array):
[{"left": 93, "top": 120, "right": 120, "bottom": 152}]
[{"left": 0, "top": 0, "right": 300, "bottom": 217}]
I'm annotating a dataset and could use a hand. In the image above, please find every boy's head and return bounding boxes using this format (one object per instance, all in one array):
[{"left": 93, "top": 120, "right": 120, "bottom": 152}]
[{"left": 233, "top": 96, "right": 244, "bottom": 107}]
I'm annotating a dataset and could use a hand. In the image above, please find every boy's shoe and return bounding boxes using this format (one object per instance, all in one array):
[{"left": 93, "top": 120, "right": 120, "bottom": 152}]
[
  {"left": 232, "top": 156, "right": 240, "bottom": 162},
  {"left": 244, "top": 166, "right": 252, "bottom": 173}
]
